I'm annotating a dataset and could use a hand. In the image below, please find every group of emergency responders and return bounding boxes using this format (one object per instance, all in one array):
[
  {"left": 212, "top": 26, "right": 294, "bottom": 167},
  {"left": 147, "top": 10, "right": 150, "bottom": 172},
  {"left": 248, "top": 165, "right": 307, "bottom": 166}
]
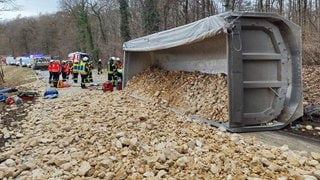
[{"left": 48, "top": 56, "right": 122, "bottom": 89}]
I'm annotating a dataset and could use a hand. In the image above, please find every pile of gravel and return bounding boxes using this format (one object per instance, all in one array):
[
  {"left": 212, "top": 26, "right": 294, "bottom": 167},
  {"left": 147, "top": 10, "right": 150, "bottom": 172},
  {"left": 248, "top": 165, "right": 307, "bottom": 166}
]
[
  {"left": 125, "top": 66, "right": 229, "bottom": 122},
  {"left": 0, "top": 68, "right": 319, "bottom": 179}
]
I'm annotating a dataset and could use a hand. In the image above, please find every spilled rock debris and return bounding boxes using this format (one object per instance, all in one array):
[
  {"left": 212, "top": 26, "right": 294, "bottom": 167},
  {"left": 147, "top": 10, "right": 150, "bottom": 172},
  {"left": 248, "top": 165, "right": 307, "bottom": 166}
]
[
  {"left": 126, "top": 66, "right": 229, "bottom": 123},
  {"left": 0, "top": 67, "right": 319, "bottom": 179},
  {"left": 282, "top": 65, "right": 320, "bottom": 139}
]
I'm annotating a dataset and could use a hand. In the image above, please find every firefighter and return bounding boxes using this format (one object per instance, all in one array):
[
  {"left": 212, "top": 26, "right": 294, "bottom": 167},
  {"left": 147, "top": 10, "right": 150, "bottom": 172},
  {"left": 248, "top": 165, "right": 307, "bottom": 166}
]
[
  {"left": 87, "top": 60, "right": 93, "bottom": 83},
  {"left": 48, "top": 60, "right": 54, "bottom": 84},
  {"left": 51, "top": 60, "right": 61, "bottom": 88},
  {"left": 97, "top": 59, "right": 102, "bottom": 75},
  {"left": 107, "top": 57, "right": 116, "bottom": 85},
  {"left": 113, "top": 58, "right": 123, "bottom": 90},
  {"left": 65, "top": 60, "right": 72, "bottom": 81},
  {"left": 61, "top": 60, "right": 68, "bottom": 82},
  {"left": 71, "top": 60, "right": 79, "bottom": 83},
  {"left": 79, "top": 57, "right": 90, "bottom": 89},
  {"left": 114, "top": 57, "right": 122, "bottom": 69}
]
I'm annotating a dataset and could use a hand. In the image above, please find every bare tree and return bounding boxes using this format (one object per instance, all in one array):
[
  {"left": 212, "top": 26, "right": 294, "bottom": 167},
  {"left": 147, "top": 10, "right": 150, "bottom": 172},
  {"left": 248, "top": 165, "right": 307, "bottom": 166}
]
[
  {"left": 159, "top": 0, "right": 170, "bottom": 29},
  {"left": 142, "top": 0, "right": 160, "bottom": 35},
  {"left": 0, "top": 0, "right": 320, "bottom": 67},
  {"left": 0, "top": 0, "right": 16, "bottom": 12},
  {"left": 60, "top": 0, "right": 98, "bottom": 60},
  {"left": 184, "top": 0, "right": 189, "bottom": 24},
  {"left": 266, "top": 0, "right": 270, "bottom": 11},
  {"left": 278, "top": 0, "right": 283, "bottom": 15},
  {"left": 119, "top": 0, "right": 131, "bottom": 42},
  {"left": 89, "top": 0, "right": 108, "bottom": 45},
  {"left": 317, "top": 0, "right": 320, "bottom": 31},
  {"left": 257, "top": 0, "right": 263, "bottom": 12},
  {"left": 224, "top": 0, "right": 235, "bottom": 11}
]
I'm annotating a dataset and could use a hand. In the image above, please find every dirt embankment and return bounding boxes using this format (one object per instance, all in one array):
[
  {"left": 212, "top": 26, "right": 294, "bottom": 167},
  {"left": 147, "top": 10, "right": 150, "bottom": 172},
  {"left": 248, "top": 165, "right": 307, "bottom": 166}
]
[{"left": 0, "top": 66, "right": 37, "bottom": 87}]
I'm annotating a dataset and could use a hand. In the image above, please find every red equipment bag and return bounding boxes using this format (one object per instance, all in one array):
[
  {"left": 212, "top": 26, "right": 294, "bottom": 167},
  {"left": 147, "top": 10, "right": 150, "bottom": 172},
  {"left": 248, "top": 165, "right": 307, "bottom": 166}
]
[
  {"left": 102, "top": 81, "right": 113, "bottom": 92},
  {"left": 6, "top": 97, "right": 14, "bottom": 105},
  {"left": 17, "top": 92, "right": 38, "bottom": 101}
]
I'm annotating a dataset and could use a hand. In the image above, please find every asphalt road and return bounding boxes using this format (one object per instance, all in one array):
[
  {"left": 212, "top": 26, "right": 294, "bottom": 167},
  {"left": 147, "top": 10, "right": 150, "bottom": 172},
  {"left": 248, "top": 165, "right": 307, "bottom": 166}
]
[
  {"left": 242, "top": 130, "right": 320, "bottom": 153},
  {"left": 36, "top": 69, "right": 107, "bottom": 86}
]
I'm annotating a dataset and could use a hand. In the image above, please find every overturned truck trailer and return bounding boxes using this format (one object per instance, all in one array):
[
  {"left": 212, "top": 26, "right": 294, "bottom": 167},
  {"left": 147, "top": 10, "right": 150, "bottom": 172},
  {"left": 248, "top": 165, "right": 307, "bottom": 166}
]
[{"left": 122, "top": 12, "right": 302, "bottom": 132}]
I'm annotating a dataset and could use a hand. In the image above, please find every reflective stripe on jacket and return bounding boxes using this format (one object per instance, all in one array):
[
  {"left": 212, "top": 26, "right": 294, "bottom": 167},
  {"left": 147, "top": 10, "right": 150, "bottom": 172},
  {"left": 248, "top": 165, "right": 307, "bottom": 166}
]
[
  {"left": 107, "top": 61, "right": 115, "bottom": 74},
  {"left": 78, "top": 62, "right": 88, "bottom": 75},
  {"left": 72, "top": 63, "right": 79, "bottom": 73}
]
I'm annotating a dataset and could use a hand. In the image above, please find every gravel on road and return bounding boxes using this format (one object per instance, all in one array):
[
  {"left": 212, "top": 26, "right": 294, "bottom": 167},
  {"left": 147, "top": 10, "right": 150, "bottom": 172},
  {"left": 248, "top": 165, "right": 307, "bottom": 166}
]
[{"left": 0, "top": 67, "right": 320, "bottom": 179}]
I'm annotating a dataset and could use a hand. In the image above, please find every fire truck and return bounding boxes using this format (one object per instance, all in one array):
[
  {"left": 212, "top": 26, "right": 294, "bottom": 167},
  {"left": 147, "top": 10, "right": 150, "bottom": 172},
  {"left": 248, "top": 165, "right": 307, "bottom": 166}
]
[{"left": 68, "top": 52, "right": 90, "bottom": 63}]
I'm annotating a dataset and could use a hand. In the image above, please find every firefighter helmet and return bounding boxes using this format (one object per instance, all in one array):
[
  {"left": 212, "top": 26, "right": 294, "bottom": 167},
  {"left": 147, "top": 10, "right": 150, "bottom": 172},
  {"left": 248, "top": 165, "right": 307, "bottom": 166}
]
[{"left": 83, "top": 57, "right": 89, "bottom": 61}]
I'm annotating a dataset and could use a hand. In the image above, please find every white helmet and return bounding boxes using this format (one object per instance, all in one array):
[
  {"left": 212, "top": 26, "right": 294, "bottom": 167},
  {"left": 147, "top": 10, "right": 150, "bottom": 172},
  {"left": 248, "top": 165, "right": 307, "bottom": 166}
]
[{"left": 83, "top": 57, "right": 89, "bottom": 61}]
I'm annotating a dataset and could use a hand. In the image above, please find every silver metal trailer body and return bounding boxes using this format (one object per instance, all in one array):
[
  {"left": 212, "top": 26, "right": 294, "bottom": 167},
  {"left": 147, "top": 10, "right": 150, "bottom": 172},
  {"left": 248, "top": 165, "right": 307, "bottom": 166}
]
[{"left": 123, "top": 12, "right": 302, "bottom": 132}]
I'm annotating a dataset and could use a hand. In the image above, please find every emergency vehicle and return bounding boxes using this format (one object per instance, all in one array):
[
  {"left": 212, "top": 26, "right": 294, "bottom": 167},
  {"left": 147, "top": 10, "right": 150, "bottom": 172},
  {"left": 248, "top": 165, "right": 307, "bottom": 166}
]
[{"left": 68, "top": 52, "right": 90, "bottom": 63}]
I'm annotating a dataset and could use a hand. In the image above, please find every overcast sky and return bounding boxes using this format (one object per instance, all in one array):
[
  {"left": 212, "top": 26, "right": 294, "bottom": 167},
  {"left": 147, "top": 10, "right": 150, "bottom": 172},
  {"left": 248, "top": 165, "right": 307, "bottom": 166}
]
[{"left": 1, "top": 0, "right": 60, "bottom": 20}]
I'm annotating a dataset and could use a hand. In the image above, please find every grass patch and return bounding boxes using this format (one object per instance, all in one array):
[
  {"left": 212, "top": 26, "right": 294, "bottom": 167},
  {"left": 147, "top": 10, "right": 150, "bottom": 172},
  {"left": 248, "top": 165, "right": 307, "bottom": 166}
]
[{"left": 0, "top": 65, "right": 37, "bottom": 88}]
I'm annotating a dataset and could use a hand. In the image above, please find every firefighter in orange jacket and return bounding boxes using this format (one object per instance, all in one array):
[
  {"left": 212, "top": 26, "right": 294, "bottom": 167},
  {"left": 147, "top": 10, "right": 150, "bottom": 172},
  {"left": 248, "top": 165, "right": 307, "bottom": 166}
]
[
  {"left": 51, "top": 60, "right": 61, "bottom": 88},
  {"left": 65, "top": 60, "right": 72, "bottom": 80},
  {"left": 48, "top": 60, "right": 54, "bottom": 84},
  {"left": 61, "top": 60, "right": 68, "bottom": 82}
]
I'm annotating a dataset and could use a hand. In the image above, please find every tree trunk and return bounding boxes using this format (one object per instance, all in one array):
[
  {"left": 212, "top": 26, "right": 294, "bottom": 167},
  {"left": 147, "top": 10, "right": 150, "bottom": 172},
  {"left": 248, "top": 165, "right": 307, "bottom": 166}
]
[
  {"left": 92, "top": 7, "right": 107, "bottom": 45},
  {"left": 288, "top": 0, "right": 292, "bottom": 20},
  {"left": 206, "top": 0, "right": 213, "bottom": 15},
  {"left": 317, "top": 0, "right": 320, "bottom": 31},
  {"left": 294, "top": 0, "right": 297, "bottom": 24},
  {"left": 162, "top": 0, "right": 169, "bottom": 29},
  {"left": 119, "top": 0, "right": 131, "bottom": 42},
  {"left": 142, "top": 0, "right": 160, "bottom": 35},
  {"left": 279, "top": 0, "right": 283, "bottom": 15},
  {"left": 257, "top": 0, "right": 263, "bottom": 12},
  {"left": 224, "top": 0, "right": 234, "bottom": 11},
  {"left": 185, "top": 0, "right": 189, "bottom": 24},
  {"left": 201, "top": 0, "right": 205, "bottom": 18},
  {"left": 266, "top": 0, "right": 270, "bottom": 12},
  {"left": 303, "top": 0, "right": 307, "bottom": 28},
  {"left": 78, "top": 3, "right": 97, "bottom": 60},
  {"left": 195, "top": 0, "right": 200, "bottom": 20}
]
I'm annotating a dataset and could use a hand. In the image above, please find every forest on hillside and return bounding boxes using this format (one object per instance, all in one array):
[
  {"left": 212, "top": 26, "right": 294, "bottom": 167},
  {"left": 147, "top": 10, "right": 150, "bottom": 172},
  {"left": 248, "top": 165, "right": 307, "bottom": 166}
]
[{"left": 0, "top": 0, "right": 319, "bottom": 64}]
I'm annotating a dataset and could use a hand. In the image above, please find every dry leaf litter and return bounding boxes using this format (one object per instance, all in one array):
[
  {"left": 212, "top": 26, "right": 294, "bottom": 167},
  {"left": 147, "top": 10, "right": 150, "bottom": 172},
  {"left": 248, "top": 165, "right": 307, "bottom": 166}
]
[{"left": 303, "top": 65, "right": 320, "bottom": 104}]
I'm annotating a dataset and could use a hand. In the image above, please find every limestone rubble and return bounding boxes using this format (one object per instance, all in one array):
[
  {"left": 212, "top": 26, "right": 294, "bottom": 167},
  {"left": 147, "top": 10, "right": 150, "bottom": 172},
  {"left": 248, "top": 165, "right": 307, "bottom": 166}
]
[
  {"left": 125, "top": 66, "right": 229, "bottom": 123},
  {"left": 0, "top": 68, "right": 319, "bottom": 179}
]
